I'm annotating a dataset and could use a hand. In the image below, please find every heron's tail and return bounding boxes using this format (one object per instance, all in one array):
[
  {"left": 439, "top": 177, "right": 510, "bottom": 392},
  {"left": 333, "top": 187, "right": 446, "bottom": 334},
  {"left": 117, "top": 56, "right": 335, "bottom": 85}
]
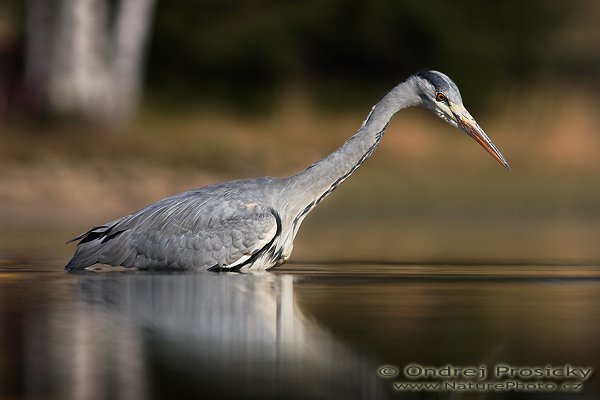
[
  {"left": 65, "top": 249, "right": 98, "bottom": 271},
  {"left": 65, "top": 222, "right": 129, "bottom": 271}
]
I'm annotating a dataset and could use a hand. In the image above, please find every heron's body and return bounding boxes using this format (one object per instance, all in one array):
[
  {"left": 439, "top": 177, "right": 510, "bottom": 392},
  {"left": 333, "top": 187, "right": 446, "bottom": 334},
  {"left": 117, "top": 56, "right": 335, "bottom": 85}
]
[{"left": 66, "top": 71, "right": 509, "bottom": 272}]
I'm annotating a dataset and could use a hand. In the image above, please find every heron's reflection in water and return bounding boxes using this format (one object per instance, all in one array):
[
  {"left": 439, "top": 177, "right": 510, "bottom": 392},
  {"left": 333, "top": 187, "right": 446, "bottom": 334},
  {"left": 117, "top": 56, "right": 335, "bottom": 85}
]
[{"left": 53, "top": 272, "right": 388, "bottom": 400}]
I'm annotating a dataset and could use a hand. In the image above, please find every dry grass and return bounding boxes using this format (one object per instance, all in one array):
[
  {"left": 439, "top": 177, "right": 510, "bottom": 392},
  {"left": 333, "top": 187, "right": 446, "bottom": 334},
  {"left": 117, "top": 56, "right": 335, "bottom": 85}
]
[{"left": 1, "top": 87, "right": 600, "bottom": 228}]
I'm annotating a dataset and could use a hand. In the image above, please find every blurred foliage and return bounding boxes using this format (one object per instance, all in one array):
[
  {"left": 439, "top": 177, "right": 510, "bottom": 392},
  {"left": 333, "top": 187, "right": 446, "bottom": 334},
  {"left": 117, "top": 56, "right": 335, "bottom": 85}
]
[
  {"left": 1, "top": 0, "right": 597, "bottom": 115},
  {"left": 146, "top": 0, "right": 573, "bottom": 112}
]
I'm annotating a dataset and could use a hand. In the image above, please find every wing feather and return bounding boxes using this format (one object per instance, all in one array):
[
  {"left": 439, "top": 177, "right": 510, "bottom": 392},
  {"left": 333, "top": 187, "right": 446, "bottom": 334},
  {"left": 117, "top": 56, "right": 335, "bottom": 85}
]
[{"left": 65, "top": 189, "right": 280, "bottom": 271}]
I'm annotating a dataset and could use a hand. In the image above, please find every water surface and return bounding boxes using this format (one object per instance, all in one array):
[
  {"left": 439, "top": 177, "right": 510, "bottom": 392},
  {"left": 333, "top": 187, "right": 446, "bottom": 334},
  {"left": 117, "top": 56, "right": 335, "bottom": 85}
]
[{"left": 1, "top": 258, "right": 599, "bottom": 400}]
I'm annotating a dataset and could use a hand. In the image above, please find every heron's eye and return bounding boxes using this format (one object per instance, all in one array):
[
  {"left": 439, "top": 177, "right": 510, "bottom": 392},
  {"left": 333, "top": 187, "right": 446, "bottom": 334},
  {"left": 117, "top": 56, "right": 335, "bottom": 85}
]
[{"left": 435, "top": 92, "right": 446, "bottom": 102}]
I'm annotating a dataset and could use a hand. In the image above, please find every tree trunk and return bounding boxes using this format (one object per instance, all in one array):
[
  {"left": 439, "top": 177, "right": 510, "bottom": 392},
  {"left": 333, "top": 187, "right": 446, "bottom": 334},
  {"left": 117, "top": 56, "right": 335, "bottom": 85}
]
[
  {"left": 112, "top": 0, "right": 156, "bottom": 120},
  {"left": 25, "top": 0, "right": 156, "bottom": 123}
]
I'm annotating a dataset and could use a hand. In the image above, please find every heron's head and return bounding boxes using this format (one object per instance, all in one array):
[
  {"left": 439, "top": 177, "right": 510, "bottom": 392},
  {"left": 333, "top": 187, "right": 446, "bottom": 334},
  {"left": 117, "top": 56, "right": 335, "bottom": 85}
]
[{"left": 411, "top": 70, "right": 510, "bottom": 170}]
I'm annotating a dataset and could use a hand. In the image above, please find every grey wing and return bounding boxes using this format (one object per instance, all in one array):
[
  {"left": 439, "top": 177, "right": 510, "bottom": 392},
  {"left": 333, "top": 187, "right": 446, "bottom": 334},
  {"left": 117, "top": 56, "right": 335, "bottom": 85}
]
[{"left": 65, "top": 195, "right": 280, "bottom": 271}]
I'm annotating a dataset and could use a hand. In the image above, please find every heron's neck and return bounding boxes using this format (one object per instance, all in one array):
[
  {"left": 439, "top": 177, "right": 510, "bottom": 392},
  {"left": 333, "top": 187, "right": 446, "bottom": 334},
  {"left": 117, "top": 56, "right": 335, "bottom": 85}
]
[{"left": 283, "top": 78, "right": 420, "bottom": 224}]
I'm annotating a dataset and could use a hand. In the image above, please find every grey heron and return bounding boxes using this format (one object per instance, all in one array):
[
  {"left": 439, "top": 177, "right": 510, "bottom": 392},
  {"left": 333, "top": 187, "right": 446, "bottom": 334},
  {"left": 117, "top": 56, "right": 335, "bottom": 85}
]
[{"left": 66, "top": 70, "right": 510, "bottom": 272}]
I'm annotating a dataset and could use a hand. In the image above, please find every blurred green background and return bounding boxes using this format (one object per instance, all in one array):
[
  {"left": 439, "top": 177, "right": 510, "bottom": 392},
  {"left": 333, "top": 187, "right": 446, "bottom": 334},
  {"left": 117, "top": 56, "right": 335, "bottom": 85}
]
[{"left": 0, "top": 0, "right": 599, "bottom": 264}]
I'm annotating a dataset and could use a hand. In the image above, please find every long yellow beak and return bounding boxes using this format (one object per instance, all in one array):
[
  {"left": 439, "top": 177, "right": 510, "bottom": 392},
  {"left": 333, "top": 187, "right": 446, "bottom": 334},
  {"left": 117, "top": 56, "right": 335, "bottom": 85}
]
[{"left": 449, "top": 102, "right": 511, "bottom": 171}]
